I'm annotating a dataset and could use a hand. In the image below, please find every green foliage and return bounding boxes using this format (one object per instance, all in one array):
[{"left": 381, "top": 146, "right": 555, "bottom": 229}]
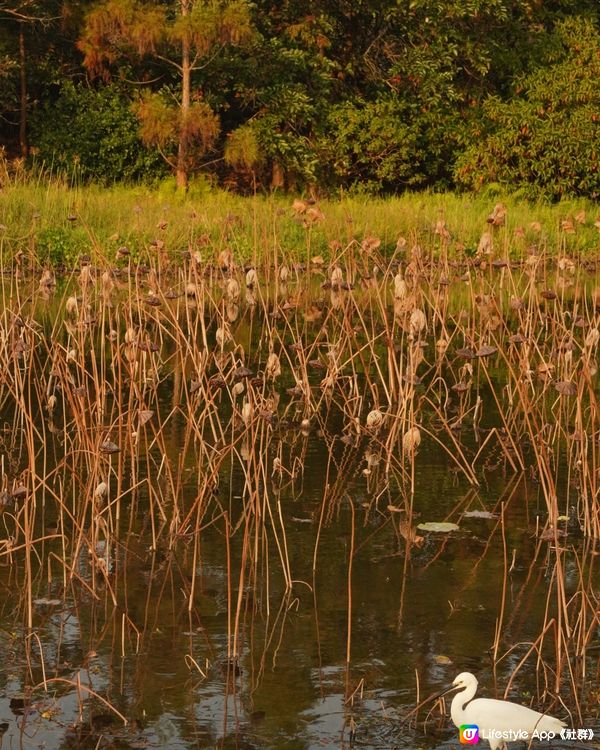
[
  {"left": 35, "top": 226, "right": 90, "bottom": 265},
  {"left": 324, "top": 97, "right": 462, "bottom": 192},
  {"left": 225, "top": 123, "right": 263, "bottom": 170},
  {"left": 30, "top": 82, "right": 166, "bottom": 182},
  {"left": 3, "top": 0, "right": 600, "bottom": 196},
  {"left": 455, "top": 18, "right": 600, "bottom": 199},
  {"left": 156, "top": 173, "right": 215, "bottom": 200}
]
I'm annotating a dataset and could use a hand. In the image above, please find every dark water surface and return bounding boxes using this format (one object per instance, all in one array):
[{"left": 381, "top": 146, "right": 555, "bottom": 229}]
[{"left": 0, "top": 274, "right": 598, "bottom": 750}]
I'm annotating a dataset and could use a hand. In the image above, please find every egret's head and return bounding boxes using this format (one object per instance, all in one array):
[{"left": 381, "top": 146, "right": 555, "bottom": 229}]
[{"left": 452, "top": 672, "right": 476, "bottom": 690}]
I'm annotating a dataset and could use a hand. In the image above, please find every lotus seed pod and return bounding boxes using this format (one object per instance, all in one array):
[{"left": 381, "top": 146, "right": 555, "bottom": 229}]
[
  {"left": 94, "top": 481, "right": 108, "bottom": 499},
  {"left": 101, "top": 271, "right": 114, "bottom": 295},
  {"left": 226, "top": 278, "right": 240, "bottom": 301},
  {"left": 216, "top": 326, "right": 227, "bottom": 347},
  {"left": 66, "top": 296, "right": 79, "bottom": 315},
  {"left": 394, "top": 273, "right": 407, "bottom": 299},
  {"left": 436, "top": 337, "right": 449, "bottom": 354},
  {"left": 585, "top": 327, "right": 599, "bottom": 349},
  {"left": 409, "top": 308, "right": 427, "bottom": 336},
  {"left": 330, "top": 266, "right": 343, "bottom": 287},
  {"left": 266, "top": 353, "right": 281, "bottom": 381},
  {"left": 402, "top": 426, "right": 421, "bottom": 454},
  {"left": 477, "top": 232, "right": 493, "bottom": 255},
  {"left": 241, "top": 401, "right": 253, "bottom": 426},
  {"left": 366, "top": 409, "right": 384, "bottom": 431},
  {"left": 245, "top": 268, "right": 258, "bottom": 288}
]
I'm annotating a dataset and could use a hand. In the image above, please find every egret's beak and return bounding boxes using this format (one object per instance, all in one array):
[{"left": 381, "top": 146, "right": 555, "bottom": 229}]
[
  {"left": 403, "top": 682, "right": 460, "bottom": 722},
  {"left": 429, "top": 682, "right": 461, "bottom": 701}
]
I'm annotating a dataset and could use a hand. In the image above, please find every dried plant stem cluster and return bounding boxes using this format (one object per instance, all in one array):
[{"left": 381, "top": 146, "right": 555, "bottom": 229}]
[{"left": 0, "top": 216, "right": 598, "bottom": 726}]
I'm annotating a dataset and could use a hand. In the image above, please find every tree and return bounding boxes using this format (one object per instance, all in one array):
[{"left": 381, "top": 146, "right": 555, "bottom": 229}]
[
  {"left": 0, "top": 1, "right": 58, "bottom": 157},
  {"left": 78, "top": 0, "right": 254, "bottom": 189}
]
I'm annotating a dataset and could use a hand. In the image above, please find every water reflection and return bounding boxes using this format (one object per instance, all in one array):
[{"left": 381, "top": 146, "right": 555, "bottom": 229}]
[{"left": 0, "top": 278, "right": 598, "bottom": 749}]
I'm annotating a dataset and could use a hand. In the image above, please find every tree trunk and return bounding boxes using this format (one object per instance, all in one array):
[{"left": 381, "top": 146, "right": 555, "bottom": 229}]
[
  {"left": 176, "top": 0, "right": 190, "bottom": 190},
  {"left": 19, "top": 22, "right": 28, "bottom": 158}
]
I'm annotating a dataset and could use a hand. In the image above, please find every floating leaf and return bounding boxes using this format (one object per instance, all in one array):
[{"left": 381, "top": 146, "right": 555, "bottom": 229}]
[
  {"left": 139, "top": 410, "right": 154, "bottom": 425},
  {"left": 452, "top": 382, "right": 469, "bottom": 393},
  {"left": 434, "top": 654, "right": 453, "bottom": 665},
  {"left": 554, "top": 381, "right": 577, "bottom": 396},
  {"left": 11, "top": 485, "right": 28, "bottom": 500},
  {"left": 233, "top": 366, "right": 253, "bottom": 380},
  {"left": 476, "top": 345, "right": 498, "bottom": 358},
  {"left": 417, "top": 522, "right": 460, "bottom": 533},
  {"left": 539, "top": 526, "right": 567, "bottom": 541},
  {"left": 100, "top": 441, "right": 120, "bottom": 455},
  {"left": 463, "top": 510, "right": 498, "bottom": 519}
]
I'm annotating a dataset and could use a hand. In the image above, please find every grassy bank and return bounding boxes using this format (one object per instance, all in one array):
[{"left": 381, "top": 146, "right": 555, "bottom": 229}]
[{"left": 0, "top": 176, "right": 598, "bottom": 268}]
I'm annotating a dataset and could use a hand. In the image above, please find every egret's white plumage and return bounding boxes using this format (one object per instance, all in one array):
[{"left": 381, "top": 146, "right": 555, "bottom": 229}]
[{"left": 450, "top": 672, "right": 565, "bottom": 750}]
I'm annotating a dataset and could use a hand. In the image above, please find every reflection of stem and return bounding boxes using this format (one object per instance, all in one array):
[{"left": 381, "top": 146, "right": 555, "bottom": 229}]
[
  {"left": 345, "top": 496, "right": 355, "bottom": 699},
  {"left": 35, "top": 676, "right": 128, "bottom": 724},
  {"left": 492, "top": 502, "right": 508, "bottom": 673}
]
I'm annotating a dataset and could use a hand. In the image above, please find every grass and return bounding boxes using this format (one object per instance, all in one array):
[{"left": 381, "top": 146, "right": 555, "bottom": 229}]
[{"left": 0, "top": 170, "right": 599, "bottom": 267}]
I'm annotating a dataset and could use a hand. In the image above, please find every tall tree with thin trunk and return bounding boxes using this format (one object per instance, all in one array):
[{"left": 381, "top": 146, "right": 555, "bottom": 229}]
[
  {"left": 1, "top": 1, "right": 61, "bottom": 157},
  {"left": 78, "top": 0, "right": 254, "bottom": 189}
]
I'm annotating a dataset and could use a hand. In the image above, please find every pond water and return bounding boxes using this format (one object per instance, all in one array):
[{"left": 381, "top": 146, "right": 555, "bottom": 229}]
[{"left": 0, "top": 261, "right": 598, "bottom": 750}]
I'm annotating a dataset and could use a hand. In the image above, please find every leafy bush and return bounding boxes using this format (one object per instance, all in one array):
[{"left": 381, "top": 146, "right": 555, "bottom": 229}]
[
  {"left": 454, "top": 18, "right": 600, "bottom": 200},
  {"left": 30, "top": 83, "right": 166, "bottom": 183},
  {"left": 324, "top": 97, "right": 462, "bottom": 193},
  {"left": 35, "top": 226, "right": 90, "bottom": 266}
]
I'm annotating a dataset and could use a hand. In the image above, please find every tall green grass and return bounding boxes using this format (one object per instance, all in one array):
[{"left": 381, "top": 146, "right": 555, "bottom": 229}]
[{"left": 0, "top": 168, "right": 598, "bottom": 267}]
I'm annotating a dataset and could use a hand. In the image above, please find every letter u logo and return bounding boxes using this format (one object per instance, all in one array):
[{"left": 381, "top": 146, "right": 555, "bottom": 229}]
[{"left": 460, "top": 725, "right": 480, "bottom": 744}]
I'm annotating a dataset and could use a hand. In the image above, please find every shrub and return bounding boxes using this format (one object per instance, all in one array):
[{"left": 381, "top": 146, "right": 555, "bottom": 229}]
[
  {"left": 323, "top": 96, "right": 462, "bottom": 193},
  {"left": 454, "top": 18, "right": 600, "bottom": 200},
  {"left": 30, "top": 82, "right": 166, "bottom": 183}
]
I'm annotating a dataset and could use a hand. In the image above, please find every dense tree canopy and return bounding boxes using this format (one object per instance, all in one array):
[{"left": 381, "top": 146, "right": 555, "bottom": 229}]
[{"left": 1, "top": 0, "right": 598, "bottom": 196}]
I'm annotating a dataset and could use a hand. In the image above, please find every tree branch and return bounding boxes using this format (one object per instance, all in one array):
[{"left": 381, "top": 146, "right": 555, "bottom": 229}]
[
  {"left": 157, "top": 144, "right": 177, "bottom": 170},
  {"left": 0, "top": 5, "right": 59, "bottom": 24},
  {"left": 154, "top": 53, "right": 183, "bottom": 73},
  {"left": 190, "top": 44, "right": 225, "bottom": 71}
]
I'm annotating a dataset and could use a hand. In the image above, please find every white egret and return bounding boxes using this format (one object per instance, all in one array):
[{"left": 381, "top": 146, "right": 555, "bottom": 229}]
[{"left": 449, "top": 672, "right": 565, "bottom": 750}]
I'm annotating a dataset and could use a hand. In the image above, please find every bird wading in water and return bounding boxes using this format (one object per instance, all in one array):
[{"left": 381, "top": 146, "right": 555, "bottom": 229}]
[{"left": 448, "top": 672, "right": 565, "bottom": 750}]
